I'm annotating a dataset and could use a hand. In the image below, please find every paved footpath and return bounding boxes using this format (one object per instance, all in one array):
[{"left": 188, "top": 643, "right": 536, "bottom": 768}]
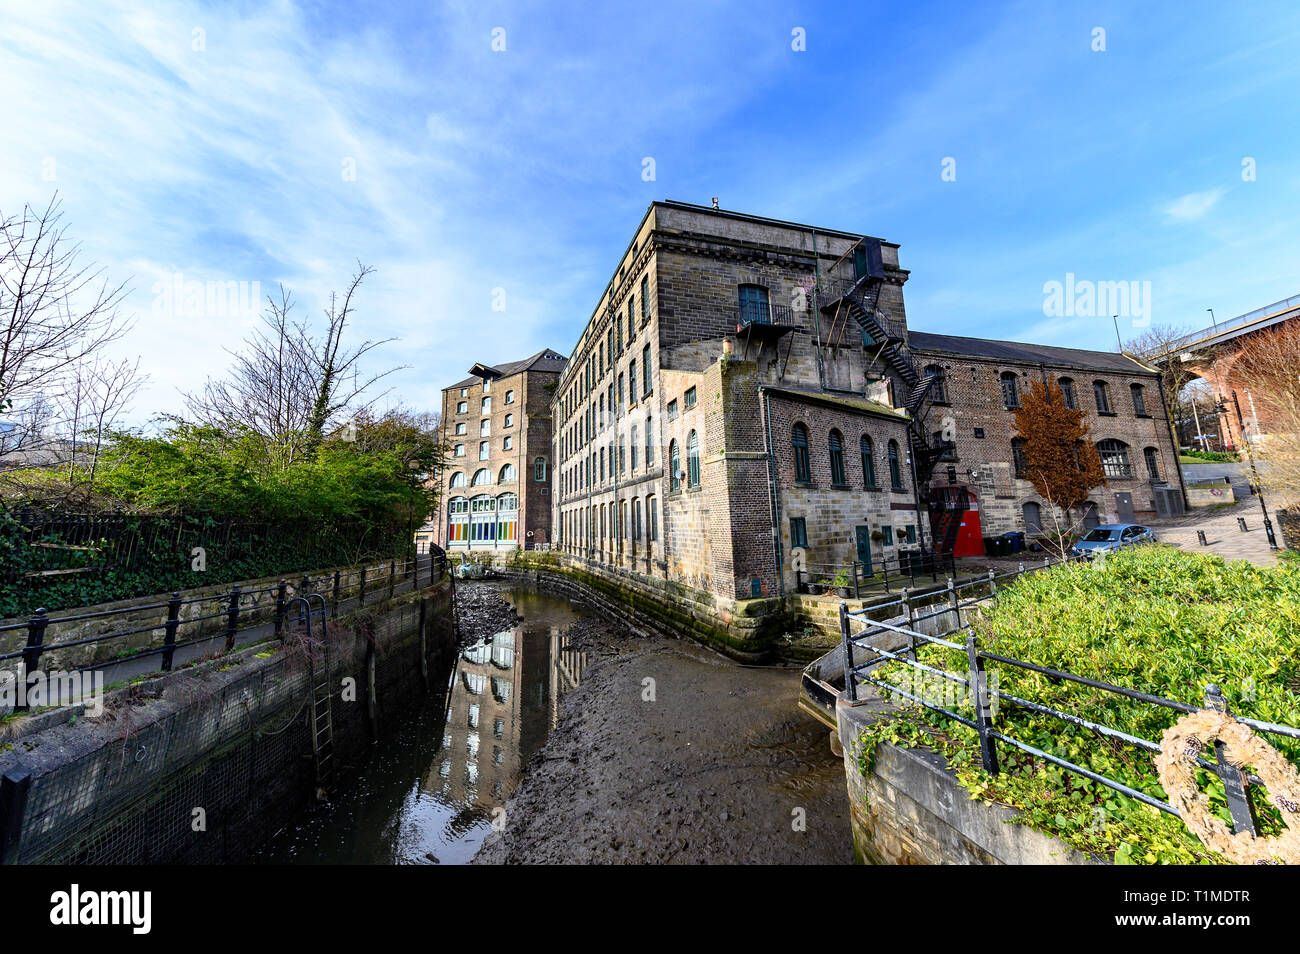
[{"left": 1146, "top": 498, "right": 1280, "bottom": 567}]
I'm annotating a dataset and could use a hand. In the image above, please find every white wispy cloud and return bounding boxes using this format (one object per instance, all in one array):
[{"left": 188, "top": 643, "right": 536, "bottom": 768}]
[{"left": 1162, "top": 188, "right": 1228, "bottom": 223}]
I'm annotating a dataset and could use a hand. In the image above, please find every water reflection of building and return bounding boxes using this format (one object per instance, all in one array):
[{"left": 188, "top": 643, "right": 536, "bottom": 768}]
[{"left": 429, "top": 615, "right": 587, "bottom": 814}]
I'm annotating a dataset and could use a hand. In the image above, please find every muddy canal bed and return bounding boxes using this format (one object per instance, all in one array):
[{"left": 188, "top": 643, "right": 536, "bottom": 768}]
[
  {"left": 472, "top": 599, "right": 851, "bottom": 865},
  {"left": 257, "top": 583, "right": 850, "bottom": 865}
]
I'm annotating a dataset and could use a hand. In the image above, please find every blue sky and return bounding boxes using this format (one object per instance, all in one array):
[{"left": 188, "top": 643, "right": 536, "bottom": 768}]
[{"left": 3, "top": 0, "right": 1299, "bottom": 422}]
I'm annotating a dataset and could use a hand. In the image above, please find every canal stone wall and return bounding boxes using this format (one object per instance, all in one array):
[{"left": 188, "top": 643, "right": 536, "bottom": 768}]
[
  {"left": 0, "top": 579, "right": 456, "bottom": 864},
  {"left": 835, "top": 694, "right": 1102, "bottom": 865},
  {"left": 493, "top": 551, "right": 792, "bottom": 660}
]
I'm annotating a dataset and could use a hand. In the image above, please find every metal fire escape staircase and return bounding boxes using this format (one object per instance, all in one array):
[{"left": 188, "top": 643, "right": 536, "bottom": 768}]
[{"left": 817, "top": 264, "right": 948, "bottom": 481}]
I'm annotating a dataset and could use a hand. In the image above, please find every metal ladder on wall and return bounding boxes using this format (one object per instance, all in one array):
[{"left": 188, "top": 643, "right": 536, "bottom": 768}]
[{"left": 287, "top": 593, "right": 334, "bottom": 800}]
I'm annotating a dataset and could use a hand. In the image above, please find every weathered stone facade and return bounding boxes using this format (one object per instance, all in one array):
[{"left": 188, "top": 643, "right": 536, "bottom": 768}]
[
  {"left": 433, "top": 350, "right": 567, "bottom": 552},
  {"left": 909, "top": 333, "right": 1185, "bottom": 535},
  {"left": 543, "top": 200, "right": 1183, "bottom": 627}
]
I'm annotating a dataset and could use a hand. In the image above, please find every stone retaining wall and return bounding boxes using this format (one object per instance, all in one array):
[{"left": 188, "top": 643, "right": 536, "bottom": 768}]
[
  {"left": 836, "top": 693, "right": 1102, "bottom": 865},
  {"left": 0, "top": 578, "right": 456, "bottom": 864}
]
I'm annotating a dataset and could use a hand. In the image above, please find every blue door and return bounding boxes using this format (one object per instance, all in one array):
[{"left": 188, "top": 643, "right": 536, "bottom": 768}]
[{"left": 854, "top": 526, "right": 872, "bottom": 574}]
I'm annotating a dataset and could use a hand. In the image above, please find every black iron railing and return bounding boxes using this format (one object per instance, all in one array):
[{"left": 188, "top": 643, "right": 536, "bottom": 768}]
[
  {"left": 1, "top": 552, "right": 446, "bottom": 712},
  {"left": 737, "top": 301, "right": 796, "bottom": 329},
  {"left": 839, "top": 556, "right": 1298, "bottom": 837},
  {"left": 798, "top": 551, "right": 956, "bottom": 597}
]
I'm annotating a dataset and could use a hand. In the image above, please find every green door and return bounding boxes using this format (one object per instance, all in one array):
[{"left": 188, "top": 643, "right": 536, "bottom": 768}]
[{"left": 854, "top": 526, "right": 872, "bottom": 574}]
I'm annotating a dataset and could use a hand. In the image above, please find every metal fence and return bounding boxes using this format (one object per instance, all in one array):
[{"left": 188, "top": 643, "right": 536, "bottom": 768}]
[
  {"left": 839, "top": 555, "right": 1298, "bottom": 838},
  {"left": 0, "top": 504, "right": 415, "bottom": 617},
  {"left": 0, "top": 550, "right": 446, "bottom": 713},
  {"left": 798, "top": 551, "right": 957, "bottom": 598}
]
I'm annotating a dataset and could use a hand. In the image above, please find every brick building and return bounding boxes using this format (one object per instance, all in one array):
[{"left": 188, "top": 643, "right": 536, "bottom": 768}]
[
  {"left": 548, "top": 201, "right": 1182, "bottom": 606},
  {"left": 432, "top": 349, "right": 567, "bottom": 553},
  {"left": 908, "top": 334, "right": 1185, "bottom": 543}
]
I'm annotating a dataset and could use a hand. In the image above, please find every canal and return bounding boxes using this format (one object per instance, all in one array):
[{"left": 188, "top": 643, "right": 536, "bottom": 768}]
[{"left": 257, "top": 584, "right": 850, "bottom": 865}]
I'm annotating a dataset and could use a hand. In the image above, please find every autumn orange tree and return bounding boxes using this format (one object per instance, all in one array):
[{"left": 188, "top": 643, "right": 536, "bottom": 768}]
[{"left": 1014, "top": 380, "right": 1106, "bottom": 546}]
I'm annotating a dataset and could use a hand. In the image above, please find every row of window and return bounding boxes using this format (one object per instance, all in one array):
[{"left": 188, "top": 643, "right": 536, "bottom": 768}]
[
  {"left": 789, "top": 517, "right": 916, "bottom": 551},
  {"left": 560, "top": 494, "right": 660, "bottom": 549},
  {"left": 1009, "top": 438, "right": 1162, "bottom": 481},
  {"left": 453, "top": 413, "right": 514, "bottom": 437},
  {"left": 561, "top": 341, "right": 655, "bottom": 461},
  {"left": 562, "top": 414, "right": 658, "bottom": 496},
  {"left": 454, "top": 388, "right": 515, "bottom": 416},
  {"left": 454, "top": 434, "right": 517, "bottom": 459},
  {"left": 447, "top": 493, "right": 518, "bottom": 544},
  {"left": 559, "top": 281, "right": 651, "bottom": 426},
  {"left": 791, "top": 423, "right": 905, "bottom": 491},
  {"left": 924, "top": 366, "right": 1153, "bottom": 418},
  {"left": 449, "top": 458, "right": 547, "bottom": 488}
]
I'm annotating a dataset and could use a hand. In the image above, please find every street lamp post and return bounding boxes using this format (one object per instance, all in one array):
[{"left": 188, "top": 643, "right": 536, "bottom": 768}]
[{"left": 1229, "top": 391, "right": 1278, "bottom": 549}]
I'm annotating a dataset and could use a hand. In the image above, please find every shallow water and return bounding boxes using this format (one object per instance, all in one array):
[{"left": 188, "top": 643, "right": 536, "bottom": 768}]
[{"left": 255, "top": 588, "right": 586, "bottom": 864}]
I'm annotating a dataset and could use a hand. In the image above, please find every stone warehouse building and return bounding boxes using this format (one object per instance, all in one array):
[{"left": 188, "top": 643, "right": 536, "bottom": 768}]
[
  {"left": 432, "top": 349, "right": 568, "bottom": 553},
  {"left": 549, "top": 201, "right": 1182, "bottom": 606},
  {"left": 908, "top": 334, "right": 1186, "bottom": 548}
]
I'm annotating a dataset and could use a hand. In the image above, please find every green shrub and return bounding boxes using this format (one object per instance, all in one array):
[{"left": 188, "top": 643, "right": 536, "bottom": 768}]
[{"left": 858, "top": 546, "right": 1300, "bottom": 864}]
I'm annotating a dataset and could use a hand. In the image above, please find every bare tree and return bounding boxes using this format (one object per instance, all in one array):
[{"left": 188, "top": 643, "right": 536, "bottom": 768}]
[
  {"left": 53, "top": 356, "right": 148, "bottom": 487},
  {"left": 184, "top": 264, "right": 405, "bottom": 466},
  {"left": 0, "top": 195, "right": 131, "bottom": 456},
  {"left": 1126, "top": 324, "right": 1198, "bottom": 440},
  {"left": 1229, "top": 322, "right": 1300, "bottom": 509}
]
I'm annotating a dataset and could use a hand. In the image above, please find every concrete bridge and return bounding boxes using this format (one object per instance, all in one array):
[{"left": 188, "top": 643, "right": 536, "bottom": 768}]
[{"left": 1148, "top": 293, "right": 1300, "bottom": 450}]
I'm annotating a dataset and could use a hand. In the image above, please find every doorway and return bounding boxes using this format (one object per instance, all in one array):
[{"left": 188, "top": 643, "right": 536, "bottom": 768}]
[{"left": 854, "top": 525, "right": 872, "bottom": 574}]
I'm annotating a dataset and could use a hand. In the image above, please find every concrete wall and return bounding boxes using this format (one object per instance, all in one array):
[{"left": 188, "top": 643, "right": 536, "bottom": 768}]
[
  {"left": 836, "top": 694, "right": 1102, "bottom": 865},
  {"left": 0, "top": 578, "right": 456, "bottom": 864}
]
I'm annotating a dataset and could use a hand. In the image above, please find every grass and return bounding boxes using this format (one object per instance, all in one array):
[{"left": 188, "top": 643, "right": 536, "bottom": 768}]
[{"left": 857, "top": 545, "right": 1300, "bottom": 864}]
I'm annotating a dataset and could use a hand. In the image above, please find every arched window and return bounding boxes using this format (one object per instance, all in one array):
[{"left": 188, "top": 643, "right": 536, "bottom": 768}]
[
  {"left": 1143, "top": 446, "right": 1161, "bottom": 479},
  {"left": 1022, "top": 501, "right": 1043, "bottom": 535},
  {"left": 1000, "top": 371, "right": 1019, "bottom": 409},
  {"left": 471, "top": 468, "right": 492, "bottom": 486},
  {"left": 687, "top": 430, "right": 700, "bottom": 488},
  {"left": 1097, "top": 439, "right": 1131, "bottom": 479},
  {"left": 533, "top": 457, "right": 546, "bottom": 482},
  {"left": 1011, "top": 437, "right": 1028, "bottom": 478},
  {"left": 828, "top": 429, "right": 846, "bottom": 486},
  {"left": 860, "top": 435, "right": 876, "bottom": 487},
  {"left": 1094, "top": 380, "right": 1112, "bottom": 414},
  {"left": 496, "top": 493, "right": 518, "bottom": 543},
  {"left": 447, "top": 497, "right": 469, "bottom": 543},
  {"left": 792, "top": 423, "right": 811, "bottom": 482},
  {"left": 925, "top": 365, "right": 947, "bottom": 404},
  {"left": 449, "top": 472, "right": 466, "bottom": 488},
  {"left": 887, "top": 440, "right": 903, "bottom": 490},
  {"left": 669, "top": 439, "right": 681, "bottom": 492},
  {"left": 1057, "top": 377, "right": 1076, "bottom": 409},
  {"left": 1130, "top": 384, "right": 1148, "bottom": 416},
  {"left": 469, "top": 495, "right": 497, "bottom": 543},
  {"left": 498, "top": 463, "right": 516, "bottom": 483},
  {"left": 737, "top": 284, "right": 770, "bottom": 325}
]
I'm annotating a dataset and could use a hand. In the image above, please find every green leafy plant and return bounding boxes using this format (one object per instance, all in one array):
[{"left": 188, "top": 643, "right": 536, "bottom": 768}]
[{"left": 857, "top": 546, "right": 1300, "bottom": 864}]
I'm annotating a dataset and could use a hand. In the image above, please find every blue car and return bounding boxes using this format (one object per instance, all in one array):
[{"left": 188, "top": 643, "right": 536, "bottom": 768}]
[{"left": 1070, "top": 523, "right": 1157, "bottom": 558}]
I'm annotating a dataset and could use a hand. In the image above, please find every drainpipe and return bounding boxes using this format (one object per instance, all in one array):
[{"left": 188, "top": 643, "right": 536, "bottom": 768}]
[{"left": 760, "top": 387, "right": 785, "bottom": 597}]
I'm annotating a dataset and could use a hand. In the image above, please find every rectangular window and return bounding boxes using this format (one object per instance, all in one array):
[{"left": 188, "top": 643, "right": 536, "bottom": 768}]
[
  {"left": 641, "top": 276, "right": 649, "bottom": 322},
  {"left": 905, "top": 525, "right": 916, "bottom": 544},
  {"left": 1131, "top": 384, "right": 1148, "bottom": 416},
  {"left": 628, "top": 299, "right": 636, "bottom": 340},
  {"left": 480, "top": 419, "right": 490, "bottom": 436},
  {"left": 789, "top": 516, "right": 808, "bottom": 549},
  {"left": 684, "top": 386, "right": 697, "bottom": 410},
  {"left": 457, "top": 401, "right": 467, "bottom": 414},
  {"left": 628, "top": 360, "right": 637, "bottom": 405},
  {"left": 454, "top": 444, "right": 464, "bottom": 457},
  {"left": 648, "top": 495, "right": 658, "bottom": 542},
  {"left": 479, "top": 442, "right": 489, "bottom": 460},
  {"left": 882, "top": 526, "right": 893, "bottom": 546},
  {"left": 642, "top": 343, "right": 651, "bottom": 394},
  {"left": 504, "top": 413, "right": 513, "bottom": 428},
  {"left": 482, "top": 396, "right": 491, "bottom": 413},
  {"left": 455, "top": 422, "right": 466, "bottom": 435},
  {"left": 667, "top": 399, "right": 678, "bottom": 420},
  {"left": 503, "top": 436, "right": 513, "bottom": 450}
]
